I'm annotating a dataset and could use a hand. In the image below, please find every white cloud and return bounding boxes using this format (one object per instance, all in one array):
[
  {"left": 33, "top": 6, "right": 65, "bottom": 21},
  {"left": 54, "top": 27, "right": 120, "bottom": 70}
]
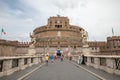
[
  {"left": 0, "top": 0, "right": 120, "bottom": 41},
  {"left": 24, "top": 18, "right": 33, "bottom": 22}
]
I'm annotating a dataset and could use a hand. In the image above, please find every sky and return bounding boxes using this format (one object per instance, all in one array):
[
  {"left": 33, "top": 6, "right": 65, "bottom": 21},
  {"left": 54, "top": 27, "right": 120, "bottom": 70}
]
[{"left": 0, "top": 0, "right": 120, "bottom": 42}]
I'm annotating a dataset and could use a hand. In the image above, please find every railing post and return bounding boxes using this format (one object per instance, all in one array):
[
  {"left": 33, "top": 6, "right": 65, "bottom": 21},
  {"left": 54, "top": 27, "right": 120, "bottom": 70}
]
[
  {"left": 18, "top": 58, "right": 24, "bottom": 70},
  {"left": 106, "top": 58, "right": 114, "bottom": 74},
  {"left": 86, "top": 57, "right": 91, "bottom": 66},
  {"left": 33, "top": 57, "right": 38, "bottom": 64},
  {"left": 3, "top": 59, "right": 12, "bottom": 76},
  {"left": 113, "top": 58, "right": 120, "bottom": 75},
  {"left": 94, "top": 57, "right": 100, "bottom": 69},
  {"left": 38, "top": 57, "right": 41, "bottom": 63},
  {"left": 28, "top": 58, "right": 32, "bottom": 66}
]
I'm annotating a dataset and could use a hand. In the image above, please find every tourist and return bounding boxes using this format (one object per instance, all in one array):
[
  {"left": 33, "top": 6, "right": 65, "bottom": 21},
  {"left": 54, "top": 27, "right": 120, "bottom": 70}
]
[
  {"left": 81, "top": 54, "right": 85, "bottom": 64},
  {"left": 54, "top": 55, "right": 57, "bottom": 60},
  {"left": 45, "top": 55, "right": 49, "bottom": 66},
  {"left": 78, "top": 54, "right": 83, "bottom": 65},
  {"left": 50, "top": 54, "right": 54, "bottom": 63},
  {"left": 60, "top": 55, "right": 64, "bottom": 62},
  {"left": 69, "top": 56, "right": 72, "bottom": 60}
]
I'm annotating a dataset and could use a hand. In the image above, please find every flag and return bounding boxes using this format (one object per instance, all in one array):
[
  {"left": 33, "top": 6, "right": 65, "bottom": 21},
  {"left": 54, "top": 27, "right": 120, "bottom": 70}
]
[
  {"left": 1, "top": 28, "right": 6, "bottom": 34},
  {"left": 112, "top": 27, "right": 114, "bottom": 35}
]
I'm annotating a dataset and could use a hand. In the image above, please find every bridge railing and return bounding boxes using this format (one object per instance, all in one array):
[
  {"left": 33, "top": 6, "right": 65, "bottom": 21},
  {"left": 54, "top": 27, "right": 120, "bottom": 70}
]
[
  {"left": 72, "top": 55, "right": 120, "bottom": 76},
  {"left": 0, "top": 56, "right": 42, "bottom": 77}
]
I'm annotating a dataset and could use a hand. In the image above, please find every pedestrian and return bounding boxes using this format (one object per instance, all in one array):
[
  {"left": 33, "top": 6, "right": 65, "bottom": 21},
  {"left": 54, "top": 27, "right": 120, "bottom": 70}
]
[
  {"left": 50, "top": 54, "right": 54, "bottom": 63},
  {"left": 69, "top": 56, "right": 72, "bottom": 60},
  {"left": 54, "top": 55, "right": 57, "bottom": 60},
  {"left": 78, "top": 54, "right": 83, "bottom": 65},
  {"left": 45, "top": 55, "right": 49, "bottom": 66},
  {"left": 60, "top": 55, "right": 63, "bottom": 62},
  {"left": 81, "top": 54, "right": 85, "bottom": 64}
]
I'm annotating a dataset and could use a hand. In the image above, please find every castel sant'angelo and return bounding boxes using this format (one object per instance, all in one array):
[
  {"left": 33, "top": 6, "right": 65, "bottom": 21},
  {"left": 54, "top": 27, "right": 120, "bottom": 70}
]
[
  {"left": 30, "top": 15, "right": 88, "bottom": 55},
  {"left": 0, "top": 15, "right": 120, "bottom": 56}
]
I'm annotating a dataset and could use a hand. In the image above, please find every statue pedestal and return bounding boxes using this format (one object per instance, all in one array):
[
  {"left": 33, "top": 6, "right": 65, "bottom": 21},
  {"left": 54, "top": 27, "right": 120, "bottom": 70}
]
[
  {"left": 82, "top": 45, "right": 90, "bottom": 55},
  {"left": 27, "top": 49, "right": 36, "bottom": 56}
]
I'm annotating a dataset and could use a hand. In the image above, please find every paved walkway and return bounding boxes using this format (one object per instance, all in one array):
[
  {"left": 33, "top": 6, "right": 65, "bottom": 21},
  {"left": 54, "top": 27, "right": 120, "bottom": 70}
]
[
  {"left": 0, "top": 63, "right": 43, "bottom": 80},
  {"left": 0, "top": 59, "right": 120, "bottom": 80},
  {"left": 70, "top": 60, "right": 120, "bottom": 80},
  {"left": 23, "top": 60, "right": 101, "bottom": 80}
]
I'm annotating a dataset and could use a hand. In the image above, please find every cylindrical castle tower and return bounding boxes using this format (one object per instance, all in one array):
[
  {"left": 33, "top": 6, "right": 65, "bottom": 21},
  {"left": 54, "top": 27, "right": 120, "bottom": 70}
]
[{"left": 30, "top": 15, "right": 88, "bottom": 55}]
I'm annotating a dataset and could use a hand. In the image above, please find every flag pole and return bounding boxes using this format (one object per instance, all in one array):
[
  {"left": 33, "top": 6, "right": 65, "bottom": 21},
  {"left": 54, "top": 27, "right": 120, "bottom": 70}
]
[
  {"left": 112, "top": 27, "right": 114, "bottom": 36},
  {"left": 0, "top": 29, "right": 2, "bottom": 39}
]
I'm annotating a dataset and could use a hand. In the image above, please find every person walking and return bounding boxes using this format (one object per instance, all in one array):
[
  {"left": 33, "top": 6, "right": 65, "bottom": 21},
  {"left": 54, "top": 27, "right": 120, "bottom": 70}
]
[
  {"left": 60, "top": 55, "right": 63, "bottom": 62},
  {"left": 45, "top": 55, "right": 49, "bottom": 66},
  {"left": 78, "top": 54, "right": 83, "bottom": 65},
  {"left": 50, "top": 54, "right": 54, "bottom": 63},
  {"left": 54, "top": 55, "right": 57, "bottom": 60}
]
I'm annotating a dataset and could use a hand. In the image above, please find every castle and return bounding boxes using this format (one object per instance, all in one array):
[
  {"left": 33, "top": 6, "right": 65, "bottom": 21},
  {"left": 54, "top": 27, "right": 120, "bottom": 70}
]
[{"left": 0, "top": 15, "right": 120, "bottom": 56}]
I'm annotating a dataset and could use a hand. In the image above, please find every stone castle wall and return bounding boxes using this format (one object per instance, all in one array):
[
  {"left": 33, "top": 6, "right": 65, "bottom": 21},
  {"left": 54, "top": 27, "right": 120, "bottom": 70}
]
[
  {"left": 0, "top": 39, "right": 29, "bottom": 56},
  {"left": 32, "top": 16, "right": 85, "bottom": 49}
]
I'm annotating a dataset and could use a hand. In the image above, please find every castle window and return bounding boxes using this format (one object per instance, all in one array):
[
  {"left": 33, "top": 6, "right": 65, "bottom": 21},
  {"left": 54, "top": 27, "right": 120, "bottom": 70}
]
[
  {"left": 65, "top": 21, "right": 67, "bottom": 26},
  {"left": 58, "top": 42, "right": 60, "bottom": 44},
  {"left": 60, "top": 20, "right": 62, "bottom": 24},
  {"left": 55, "top": 25, "right": 62, "bottom": 28},
  {"left": 92, "top": 48, "right": 94, "bottom": 50},
  {"left": 79, "top": 29, "right": 81, "bottom": 31},
  {"left": 55, "top": 21, "right": 57, "bottom": 24},
  {"left": 50, "top": 21, "right": 52, "bottom": 26}
]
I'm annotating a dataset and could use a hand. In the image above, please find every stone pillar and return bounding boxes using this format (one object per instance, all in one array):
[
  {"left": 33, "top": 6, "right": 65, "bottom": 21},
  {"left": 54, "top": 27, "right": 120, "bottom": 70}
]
[
  {"left": 33, "top": 57, "right": 38, "bottom": 64},
  {"left": 28, "top": 49, "right": 36, "bottom": 56},
  {"left": 28, "top": 58, "right": 32, "bottom": 66},
  {"left": 106, "top": 58, "right": 114, "bottom": 74},
  {"left": 94, "top": 57, "right": 100, "bottom": 69},
  {"left": 38, "top": 57, "right": 42, "bottom": 63},
  {"left": 19, "top": 58, "right": 24, "bottom": 70},
  {"left": 82, "top": 45, "right": 90, "bottom": 55},
  {"left": 86, "top": 57, "right": 91, "bottom": 66},
  {"left": 3, "top": 60, "right": 12, "bottom": 76}
]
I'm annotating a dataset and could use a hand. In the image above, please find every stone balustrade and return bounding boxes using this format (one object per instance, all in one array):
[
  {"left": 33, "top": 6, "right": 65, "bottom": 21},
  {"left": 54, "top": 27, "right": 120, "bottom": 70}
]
[
  {"left": 72, "top": 55, "right": 120, "bottom": 76},
  {"left": 0, "top": 56, "right": 42, "bottom": 77}
]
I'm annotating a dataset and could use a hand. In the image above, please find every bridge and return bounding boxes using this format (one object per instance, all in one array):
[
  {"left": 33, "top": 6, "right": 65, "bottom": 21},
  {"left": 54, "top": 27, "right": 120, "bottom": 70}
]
[{"left": 0, "top": 55, "right": 120, "bottom": 80}]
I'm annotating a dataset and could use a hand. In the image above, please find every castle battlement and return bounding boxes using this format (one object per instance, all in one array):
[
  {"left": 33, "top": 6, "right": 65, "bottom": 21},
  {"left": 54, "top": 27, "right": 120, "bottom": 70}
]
[
  {"left": 107, "top": 36, "right": 120, "bottom": 41},
  {"left": 88, "top": 41, "right": 106, "bottom": 47},
  {"left": 0, "top": 39, "right": 18, "bottom": 46},
  {"left": 17, "top": 42, "right": 30, "bottom": 48},
  {"left": 0, "top": 39, "right": 30, "bottom": 48}
]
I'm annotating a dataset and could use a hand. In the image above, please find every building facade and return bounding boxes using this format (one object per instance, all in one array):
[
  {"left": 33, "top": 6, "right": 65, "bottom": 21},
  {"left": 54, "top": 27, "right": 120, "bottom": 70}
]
[
  {"left": 0, "top": 39, "right": 29, "bottom": 56},
  {"left": 30, "top": 15, "right": 88, "bottom": 55},
  {"left": 88, "top": 36, "right": 120, "bottom": 55},
  {"left": 103, "top": 36, "right": 120, "bottom": 55},
  {"left": 1, "top": 15, "right": 119, "bottom": 56},
  {"left": 88, "top": 41, "right": 106, "bottom": 54}
]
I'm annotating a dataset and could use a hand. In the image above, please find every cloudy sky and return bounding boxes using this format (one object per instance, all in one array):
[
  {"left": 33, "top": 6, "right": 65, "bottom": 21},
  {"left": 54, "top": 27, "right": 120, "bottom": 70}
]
[{"left": 0, "top": 0, "right": 120, "bottom": 42}]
